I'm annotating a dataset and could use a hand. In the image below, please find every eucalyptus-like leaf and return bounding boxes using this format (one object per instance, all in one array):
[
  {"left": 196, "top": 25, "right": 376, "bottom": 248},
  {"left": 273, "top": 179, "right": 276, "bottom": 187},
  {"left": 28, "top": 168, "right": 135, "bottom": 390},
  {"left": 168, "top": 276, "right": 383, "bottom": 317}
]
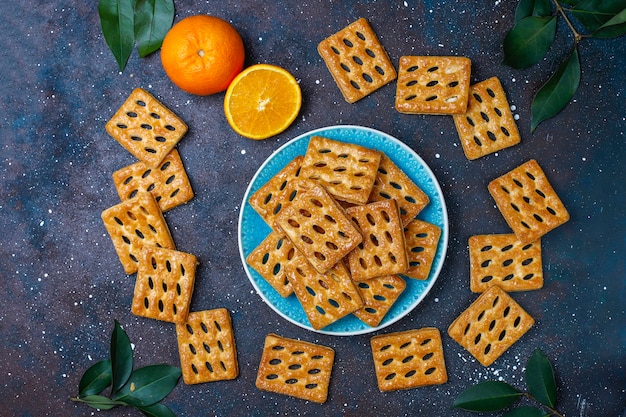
[
  {"left": 531, "top": 47, "right": 580, "bottom": 132},
  {"left": 591, "top": 8, "right": 626, "bottom": 38},
  {"left": 110, "top": 320, "right": 134, "bottom": 395},
  {"left": 568, "top": 0, "right": 625, "bottom": 32},
  {"left": 137, "top": 402, "right": 178, "bottom": 417},
  {"left": 78, "top": 359, "right": 112, "bottom": 397},
  {"left": 73, "top": 394, "right": 127, "bottom": 410},
  {"left": 113, "top": 364, "right": 181, "bottom": 407},
  {"left": 515, "top": 0, "right": 553, "bottom": 23},
  {"left": 525, "top": 349, "right": 557, "bottom": 407},
  {"left": 98, "top": 0, "right": 136, "bottom": 71},
  {"left": 134, "top": 0, "right": 175, "bottom": 57},
  {"left": 503, "top": 405, "right": 550, "bottom": 417},
  {"left": 503, "top": 16, "right": 557, "bottom": 69},
  {"left": 452, "top": 381, "right": 522, "bottom": 412}
]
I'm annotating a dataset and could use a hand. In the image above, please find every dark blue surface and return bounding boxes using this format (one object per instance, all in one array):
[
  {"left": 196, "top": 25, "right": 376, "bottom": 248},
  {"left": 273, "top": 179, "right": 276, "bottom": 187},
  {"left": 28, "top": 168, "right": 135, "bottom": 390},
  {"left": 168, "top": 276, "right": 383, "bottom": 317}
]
[{"left": 1, "top": 1, "right": 624, "bottom": 416}]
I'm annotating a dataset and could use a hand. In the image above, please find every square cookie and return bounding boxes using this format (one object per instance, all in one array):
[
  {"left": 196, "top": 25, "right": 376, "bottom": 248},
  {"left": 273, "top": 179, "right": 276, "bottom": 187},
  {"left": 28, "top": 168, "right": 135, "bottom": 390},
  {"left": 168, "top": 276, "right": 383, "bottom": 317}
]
[
  {"left": 448, "top": 285, "right": 535, "bottom": 366},
  {"left": 403, "top": 219, "right": 441, "bottom": 280},
  {"left": 346, "top": 200, "right": 408, "bottom": 281},
  {"left": 275, "top": 183, "right": 362, "bottom": 274},
  {"left": 318, "top": 17, "right": 397, "bottom": 103},
  {"left": 285, "top": 254, "right": 363, "bottom": 330},
  {"left": 256, "top": 333, "right": 335, "bottom": 403},
  {"left": 488, "top": 159, "right": 570, "bottom": 244},
  {"left": 176, "top": 308, "right": 239, "bottom": 385},
  {"left": 368, "top": 154, "right": 430, "bottom": 226},
  {"left": 245, "top": 231, "right": 296, "bottom": 297},
  {"left": 101, "top": 191, "right": 175, "bottom": 274},
  {"left": 106, "top": 88, "right": 188, "bottom": 167},
  {"left": 371, "top": 327, "right": 448, "bottom": 391},
  {"left": 131, "top": 246, "right": 197, "bottom": 323},
  {"left": 300, "top": 136, "right": 381, "bottom": 205},
  {"left": 353, "top": 275, "right": 406, "bottom": 327},
  {"left": 453, "top": 77, "right": 520, "bottom": 160},
  {"left": 112, "top": 149, "right": 194, "bottom": 213},
  {"left": 469, "top": 234, "right": 543, "bottom": 293},
  {"left": 248, "top": 156, "right": 304, "bottom": 232},
  {"left": 395, "top": 56, "right": 471, "bottom": 115}
]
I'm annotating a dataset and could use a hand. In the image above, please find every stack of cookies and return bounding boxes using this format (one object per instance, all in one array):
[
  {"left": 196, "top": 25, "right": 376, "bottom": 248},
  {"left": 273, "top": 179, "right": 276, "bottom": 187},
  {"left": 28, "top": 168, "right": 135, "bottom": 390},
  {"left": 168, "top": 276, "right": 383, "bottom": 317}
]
[
  {"left": 101, "top": 88, "right": 239, "bottom": 386},
  {"left": 246, "top": 136, "right": 442, "bottom": 331}
]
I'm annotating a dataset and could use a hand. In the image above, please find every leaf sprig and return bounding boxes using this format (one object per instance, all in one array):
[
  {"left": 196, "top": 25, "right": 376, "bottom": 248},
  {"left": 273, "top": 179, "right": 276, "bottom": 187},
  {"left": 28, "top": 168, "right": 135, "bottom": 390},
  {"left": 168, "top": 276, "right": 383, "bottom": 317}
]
[
  {"left": 453, "top": 349, "right": 564, "bottom": 417},
  {"left": 98, "top": 0, "right": 175, "bottom": 72},
  {"left": 71, "top": 320, "right": 181, "bottom": 417},
  {"left": 503, "top": 0, "right": 626, "bottom": 132}
]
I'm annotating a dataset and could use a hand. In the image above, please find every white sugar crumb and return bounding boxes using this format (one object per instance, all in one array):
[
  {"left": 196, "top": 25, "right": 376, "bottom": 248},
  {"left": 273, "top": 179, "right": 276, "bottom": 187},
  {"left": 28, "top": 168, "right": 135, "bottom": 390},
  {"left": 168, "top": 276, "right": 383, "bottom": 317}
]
[{"left": 241, "top": 149, "right": 246, "bottom": 155}]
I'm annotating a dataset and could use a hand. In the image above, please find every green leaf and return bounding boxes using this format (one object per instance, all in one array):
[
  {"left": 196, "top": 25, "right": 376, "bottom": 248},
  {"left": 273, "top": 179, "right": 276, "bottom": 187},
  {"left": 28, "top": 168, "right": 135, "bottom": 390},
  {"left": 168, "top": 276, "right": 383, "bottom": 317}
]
[
  {"left": 568, "top": 0, "right": 625, "bottom": 32},
  {"left": 110, "top": 320, "right": 134, "bottom": 395},
  {"left": 531, "top": 47, "right": 580, "bottom": 132},
  {"left": 503, "top": 16, "right": 557, "bottom": 69},
  {"left": 73, "top": 394, "right": 127, "bottom": 410},
  {"left": 113, "top": 364, "right": 181, "bottom": 407},
  {"left": 78, "top": 359, "right": 112, "bottom": 397},
  {"left": 98, "top": 0, "right": 136, "bottom": 71},
  {"left": 134, "top": 0, "right": 175, "bottom": 57},
  {"left": 525, "top": 349, "right": 557, "bottom": 407},
  {"left": 591, "top": 8, "right": 626, "bottom": 38},
  {"left": 515, "top": 0, "right": 553, "bottom": 23},
  {"left": 452, "top": 381, "right": 523, "bottom": 412},
  {"left": 503, "top": 406, "right": 551, "bottom": 417},
  {"left": 137, "top": 402, "right": 178, "bottom": 417}
]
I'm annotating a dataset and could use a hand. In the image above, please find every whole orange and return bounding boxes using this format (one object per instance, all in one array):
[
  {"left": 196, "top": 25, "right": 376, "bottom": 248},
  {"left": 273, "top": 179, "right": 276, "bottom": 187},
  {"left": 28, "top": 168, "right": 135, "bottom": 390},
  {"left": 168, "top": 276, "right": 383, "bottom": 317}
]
[{"left": 160, "top": 15, "right": 245, "bottom": 96}]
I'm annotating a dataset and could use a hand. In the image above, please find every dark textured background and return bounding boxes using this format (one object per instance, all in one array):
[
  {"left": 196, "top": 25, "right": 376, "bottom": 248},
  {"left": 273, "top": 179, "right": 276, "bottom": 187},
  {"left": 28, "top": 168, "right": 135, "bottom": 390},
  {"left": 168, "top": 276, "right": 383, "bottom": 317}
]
[{"left": 1, "top": 1, "right": 624, "bottom": 416}]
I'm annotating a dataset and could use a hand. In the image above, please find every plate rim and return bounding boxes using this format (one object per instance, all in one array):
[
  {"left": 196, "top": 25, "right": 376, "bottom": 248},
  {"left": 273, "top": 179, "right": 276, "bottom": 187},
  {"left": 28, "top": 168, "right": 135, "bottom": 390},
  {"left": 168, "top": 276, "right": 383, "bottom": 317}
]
[{"left": 238, "top": 124, "right": 449, "bottom": 336}]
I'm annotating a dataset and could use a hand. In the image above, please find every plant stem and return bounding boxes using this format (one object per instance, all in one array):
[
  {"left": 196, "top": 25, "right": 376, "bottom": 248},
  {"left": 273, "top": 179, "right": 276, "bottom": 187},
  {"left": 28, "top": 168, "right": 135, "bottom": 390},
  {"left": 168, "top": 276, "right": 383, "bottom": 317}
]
[
  {"left": 523, "top": 393, "right": 566, "bottom": 417},
  {"left": 552, "top": 0, "right": 584, "bottom": 43}
]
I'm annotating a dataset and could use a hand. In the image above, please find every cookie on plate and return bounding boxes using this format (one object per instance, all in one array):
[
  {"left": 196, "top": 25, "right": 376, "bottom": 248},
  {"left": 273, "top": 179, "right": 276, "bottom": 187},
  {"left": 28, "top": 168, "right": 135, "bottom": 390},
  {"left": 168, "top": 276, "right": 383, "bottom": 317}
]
[{"left": 353, "top": 275, "right": 406, "bottom": 327}]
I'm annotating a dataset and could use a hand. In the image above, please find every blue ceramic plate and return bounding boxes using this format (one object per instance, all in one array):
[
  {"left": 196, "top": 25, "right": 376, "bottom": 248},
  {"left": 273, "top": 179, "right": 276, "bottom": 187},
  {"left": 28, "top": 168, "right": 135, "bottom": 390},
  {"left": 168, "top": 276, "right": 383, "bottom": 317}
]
[{"left": 238, "top": 126, "right": 448, "bottom": 336}]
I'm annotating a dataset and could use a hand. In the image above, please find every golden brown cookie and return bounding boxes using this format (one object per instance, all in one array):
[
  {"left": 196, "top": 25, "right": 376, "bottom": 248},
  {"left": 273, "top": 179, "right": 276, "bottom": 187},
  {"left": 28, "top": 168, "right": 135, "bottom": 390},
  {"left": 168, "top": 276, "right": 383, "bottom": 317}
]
[
  {"left": 318, "top": 18, "right": 397, "bottom": 103},
  {"left": 106, "top": 88, "right": 188, "bottom": 167},
  {"left": 131, "top": 246, "right": 197, "bottom": 323},
  {"left": 403, "top": 219, "right": 441, "bottom": 280},
  {"left": 245, "top": 231, "right": 296, "bottom": 297},
  {"left": 346, "top": 200, "right": 408, "bottom": 281},
  {"left": 368, "top": 154, "right": 430, "bottom": 226},
  {"left": 488, "top": 159, "right": 570, "bottom": 244},
  {"left": 285, "top": 254, "right": 363, "bottom": 330},
  {"left": 256, "top": 333, "right": 335, "bottom": 403},
  {"left": 448, "top": 285, "right": 534, "bottom": 366},
  {"left": 453, "top": 77, "right": 520, "bottom": 160},
  {"left": 275, "top": 183, "right": 362, "bottom": 274},
  {"left": 300, "top": 136, "right": 381, "bottom": 205},
  {"left": 101, "top": 191, "right": 175, "bottom": 274},
  {"left": 248, "top": 156, "right": 304, "bottom": 232},
  {"left": 353, "top": 275, "right": 406, "bottom": 327},
  {"left": 176, "top": 308, "right": 239, "bottom": 384},
  {"left": 371, "top": 327, "right": 448, "bottom": 391},
  {"left": 469, "top": 234, "right": 543, "bottom": 293},
  {"left": 395, "top": 56, "right": 471, "bottom": 115},
  {"left": 112, "top": 149, "right": 194, "bottom": 212}
]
